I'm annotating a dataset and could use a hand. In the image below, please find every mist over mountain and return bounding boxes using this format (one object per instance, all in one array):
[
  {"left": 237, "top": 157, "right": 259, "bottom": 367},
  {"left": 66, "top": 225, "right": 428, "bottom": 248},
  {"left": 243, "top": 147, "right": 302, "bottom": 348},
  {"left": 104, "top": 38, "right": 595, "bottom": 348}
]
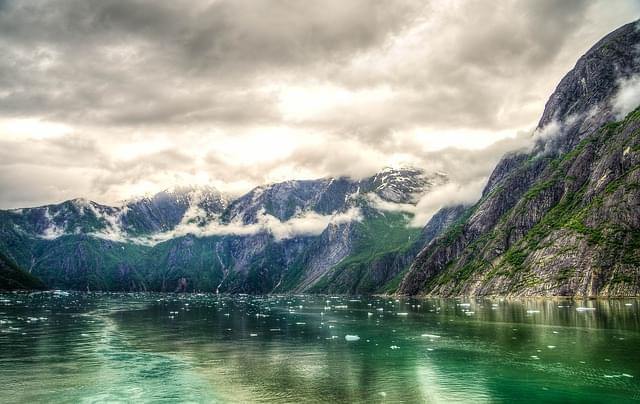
[
  {"left": 399, "top": 20, "right": 640, "bottom": 297},
  {"left": 0, "top": 168, "right": 461, "bottom": 293}
]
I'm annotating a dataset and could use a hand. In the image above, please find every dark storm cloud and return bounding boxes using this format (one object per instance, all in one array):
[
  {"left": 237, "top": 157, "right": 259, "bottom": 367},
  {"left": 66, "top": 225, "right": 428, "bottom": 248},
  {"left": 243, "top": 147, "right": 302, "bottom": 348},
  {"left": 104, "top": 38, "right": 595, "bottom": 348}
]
[{"left": 0, "top": 0, "right": 420, "bottom": 126}]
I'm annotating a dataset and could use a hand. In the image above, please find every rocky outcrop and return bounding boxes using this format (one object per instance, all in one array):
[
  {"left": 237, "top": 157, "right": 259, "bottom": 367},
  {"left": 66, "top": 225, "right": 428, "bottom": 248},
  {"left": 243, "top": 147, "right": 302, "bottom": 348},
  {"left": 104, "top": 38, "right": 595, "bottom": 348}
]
[{"left": 398, "top": 20, "right": 640, "bottom": 298}]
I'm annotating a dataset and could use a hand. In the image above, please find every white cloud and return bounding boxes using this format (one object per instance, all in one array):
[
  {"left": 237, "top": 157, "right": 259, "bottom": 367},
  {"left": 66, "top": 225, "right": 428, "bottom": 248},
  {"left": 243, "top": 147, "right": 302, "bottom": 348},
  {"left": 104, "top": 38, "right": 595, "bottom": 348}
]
[
  {"left": 612, "top": 74, "right": 640, "bottom": 119},
  {"left": 368, "top": 180, "right": 486, "bottom": 226},
  {"left": 86, "top": 207, "right": 363, "bottom": 246},
  {"left": 0, "top": 2, "right": 638, "bottom": 208}
]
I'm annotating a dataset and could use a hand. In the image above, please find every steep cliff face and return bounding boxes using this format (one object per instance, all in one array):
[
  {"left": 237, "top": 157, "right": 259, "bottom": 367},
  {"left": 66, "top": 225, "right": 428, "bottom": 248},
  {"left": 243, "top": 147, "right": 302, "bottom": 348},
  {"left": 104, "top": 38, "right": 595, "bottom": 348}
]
[{"left": 399, "top": 21, "right": 640, "bottom": 297}]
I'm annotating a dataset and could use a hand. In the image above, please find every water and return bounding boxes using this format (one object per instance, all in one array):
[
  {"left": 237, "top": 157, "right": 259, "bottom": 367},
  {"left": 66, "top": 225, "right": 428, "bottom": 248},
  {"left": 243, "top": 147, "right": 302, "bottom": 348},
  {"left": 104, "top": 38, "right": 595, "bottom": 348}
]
[{"left": 1, "top": 293, "right": 639, "bottom": 403}]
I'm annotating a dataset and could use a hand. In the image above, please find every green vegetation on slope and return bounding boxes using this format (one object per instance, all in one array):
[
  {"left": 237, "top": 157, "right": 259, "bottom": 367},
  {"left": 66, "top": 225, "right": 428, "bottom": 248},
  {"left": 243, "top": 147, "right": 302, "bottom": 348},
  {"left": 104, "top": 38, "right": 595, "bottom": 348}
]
[
  {"left": 310, "top": 211, "right": 421, "bottom": 294},
  {"left": 416, "top": 106, "right": 640, "bottom": 296}
]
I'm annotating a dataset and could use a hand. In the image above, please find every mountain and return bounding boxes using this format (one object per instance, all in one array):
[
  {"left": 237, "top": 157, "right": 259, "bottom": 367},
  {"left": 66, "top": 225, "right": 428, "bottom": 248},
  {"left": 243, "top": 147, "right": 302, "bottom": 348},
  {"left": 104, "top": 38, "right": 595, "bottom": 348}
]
[
  {"left": 0, "top": 168, "right": 457, "bottom": 293},
  {"left": 0, "top": 252, "right": 46, "bottom": 291},
  {"left": 398, "top": 21, "right": 640, "bottom": 297}
]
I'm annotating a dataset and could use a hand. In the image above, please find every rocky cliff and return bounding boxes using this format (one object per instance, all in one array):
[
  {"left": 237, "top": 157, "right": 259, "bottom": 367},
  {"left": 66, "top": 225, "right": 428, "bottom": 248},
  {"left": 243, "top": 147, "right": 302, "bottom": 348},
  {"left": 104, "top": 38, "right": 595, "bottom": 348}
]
[{"left": 398, "top": 21, "right": 640, "bottom": 297}]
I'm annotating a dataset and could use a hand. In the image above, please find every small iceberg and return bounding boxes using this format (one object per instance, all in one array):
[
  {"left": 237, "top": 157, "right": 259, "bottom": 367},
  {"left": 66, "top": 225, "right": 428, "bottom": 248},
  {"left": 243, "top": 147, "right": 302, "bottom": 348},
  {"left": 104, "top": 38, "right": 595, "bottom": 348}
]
[{"left": 345, "top": 335, "right": 360, "bottom": 342}]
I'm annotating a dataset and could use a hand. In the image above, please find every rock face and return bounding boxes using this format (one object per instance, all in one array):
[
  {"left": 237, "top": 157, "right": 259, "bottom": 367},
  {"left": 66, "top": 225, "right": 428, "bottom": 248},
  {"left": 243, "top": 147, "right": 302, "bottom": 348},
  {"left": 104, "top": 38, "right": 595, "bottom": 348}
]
[
  {"left": 0, "top": 168, "right": 455, "bottom": 293},
  {"left": 398, "top": 21, "right": 640, "bottom": 297},
  {"left": 0, "top": 252, "right": 46, "bottom": 291}
]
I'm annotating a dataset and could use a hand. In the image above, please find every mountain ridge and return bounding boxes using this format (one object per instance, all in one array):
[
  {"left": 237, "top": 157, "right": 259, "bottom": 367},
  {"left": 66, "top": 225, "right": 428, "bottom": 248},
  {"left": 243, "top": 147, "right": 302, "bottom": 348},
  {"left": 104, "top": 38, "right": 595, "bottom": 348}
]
[
  {"left": 397, "top": 20, "right": 640, "bottom": 297},
  {"left": 0, "top": 167, "right": 459, "bottom": 293}
]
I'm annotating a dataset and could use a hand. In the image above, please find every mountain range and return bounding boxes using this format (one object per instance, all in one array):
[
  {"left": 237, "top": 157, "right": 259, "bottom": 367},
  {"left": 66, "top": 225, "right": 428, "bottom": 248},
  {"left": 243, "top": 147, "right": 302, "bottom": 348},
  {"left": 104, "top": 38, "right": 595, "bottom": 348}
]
[
  {"left": 1, "top": 21, "right": 639, "bottom": 297},
  {"left": 0, "top": 168, "right": 461, "bottom": 293}
]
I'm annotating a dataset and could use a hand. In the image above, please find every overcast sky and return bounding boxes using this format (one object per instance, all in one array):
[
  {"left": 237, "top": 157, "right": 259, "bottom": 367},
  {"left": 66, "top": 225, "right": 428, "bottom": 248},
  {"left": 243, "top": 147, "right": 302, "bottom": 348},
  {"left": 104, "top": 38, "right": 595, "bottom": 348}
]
[{"left": 0, "top": 0, "right": 638, "bottom": 209}]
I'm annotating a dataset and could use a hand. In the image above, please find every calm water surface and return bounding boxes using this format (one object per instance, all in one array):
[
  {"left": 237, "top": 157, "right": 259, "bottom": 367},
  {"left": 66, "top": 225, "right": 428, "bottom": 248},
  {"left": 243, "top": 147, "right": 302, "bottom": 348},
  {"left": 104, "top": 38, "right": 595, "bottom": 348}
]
[{"left": 1, "top": 292, "right": 639, "bottom": 403}]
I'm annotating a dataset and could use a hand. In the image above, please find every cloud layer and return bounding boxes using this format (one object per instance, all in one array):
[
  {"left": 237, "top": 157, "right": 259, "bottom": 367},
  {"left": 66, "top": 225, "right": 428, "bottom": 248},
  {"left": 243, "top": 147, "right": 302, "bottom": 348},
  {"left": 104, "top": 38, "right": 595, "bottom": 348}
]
[{"left": 0, "top": 0, "right": 639, "bottom": 209}]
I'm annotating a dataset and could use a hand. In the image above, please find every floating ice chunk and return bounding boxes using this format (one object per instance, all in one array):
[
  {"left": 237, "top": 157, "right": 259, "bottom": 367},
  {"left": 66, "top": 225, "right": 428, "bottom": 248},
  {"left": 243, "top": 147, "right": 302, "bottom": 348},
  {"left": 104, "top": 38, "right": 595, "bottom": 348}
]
[
  {"left": 576, "top": 307, "right": 596, "bottom": 312},
  {"left": 397, "top": 313, "right": 408, "bottom": 316},
  {"left": 345, "top": 335, "right": 360, "bottom": 341},
  {"left": 376, "top": 308, "right": 384, "bottom": 312},
  {"left": 458, "top": 303, "right": 471, "bottom": 307},
  {"left": 269, "top": 328, "right": 280, "bottom": 332},
  {"left": 367, "top": 312, "right": 373, "bottom": 316},
  {"left": 390, "top": 345, "right": 400, "bottom": 350},
  {"left": 250, "top": 333, "right": 258, "bottom": 337},
  {"left": 625, "top": 303, "right": 633, "bottom": 307},
  {"left": 378, "top": 392, "right": 387, "bottom": 398},
  {"left": 334, "top": 305, "right": 348, "bottom": 309},
  {"left": 530, "top": 355, "right": 539, "bottom": 360},
  {"left": 602, "top": 373, "right": 633, "bottom": 378},
  {"left": 526, "top": 310, "right": 540, "bottom": 314},
  {"left": 427, "top": 348, "right": 434, "bottom": 351},
  {"left": 547, "top": 345, "right": 556, "bottom": 349},
  {"left": 421, "top": 334, "right": 441, "bottom": 339}
]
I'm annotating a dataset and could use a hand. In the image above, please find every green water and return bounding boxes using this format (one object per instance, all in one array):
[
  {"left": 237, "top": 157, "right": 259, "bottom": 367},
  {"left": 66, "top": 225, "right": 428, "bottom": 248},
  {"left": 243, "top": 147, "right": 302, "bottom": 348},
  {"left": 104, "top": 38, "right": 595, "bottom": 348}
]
[{"left": 1, "top": 293, "right": 639, "bottom": 403}]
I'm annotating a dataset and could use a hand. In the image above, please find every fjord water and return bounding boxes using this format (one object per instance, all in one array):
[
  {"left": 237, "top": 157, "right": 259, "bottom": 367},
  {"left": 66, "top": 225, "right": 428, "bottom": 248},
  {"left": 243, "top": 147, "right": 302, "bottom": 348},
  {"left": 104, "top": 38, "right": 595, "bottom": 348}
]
[{"left": 1, "top": 293, "right": 639, "bottom": 403}]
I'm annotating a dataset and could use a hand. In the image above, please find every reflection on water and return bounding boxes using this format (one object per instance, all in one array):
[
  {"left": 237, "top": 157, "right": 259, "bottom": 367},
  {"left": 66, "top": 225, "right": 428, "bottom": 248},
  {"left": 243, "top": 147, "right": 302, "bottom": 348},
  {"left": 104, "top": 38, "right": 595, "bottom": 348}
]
[{"left": 1, "top": 293, "right": 639, "bottom": 403}]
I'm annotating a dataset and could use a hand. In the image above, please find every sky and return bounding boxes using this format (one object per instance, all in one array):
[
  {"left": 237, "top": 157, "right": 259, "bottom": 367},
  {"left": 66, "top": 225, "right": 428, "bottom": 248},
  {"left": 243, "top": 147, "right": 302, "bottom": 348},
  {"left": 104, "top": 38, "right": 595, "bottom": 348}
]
[{"left": 0, "top": 0, "right": 639, "bottom": 209}]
